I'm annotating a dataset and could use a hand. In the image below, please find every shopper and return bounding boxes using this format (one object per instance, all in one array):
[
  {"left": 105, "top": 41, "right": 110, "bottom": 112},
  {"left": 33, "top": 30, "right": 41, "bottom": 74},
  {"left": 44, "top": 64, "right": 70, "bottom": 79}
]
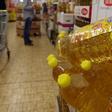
[
  {"left": 42, "top": 3, "right": 48, "bottom": 16},
  {"left": 23, "top": 0, "right": 34, "bottom": 46},
  {"left": 42, "top": 3, "right": 48, "bottom": 31}
]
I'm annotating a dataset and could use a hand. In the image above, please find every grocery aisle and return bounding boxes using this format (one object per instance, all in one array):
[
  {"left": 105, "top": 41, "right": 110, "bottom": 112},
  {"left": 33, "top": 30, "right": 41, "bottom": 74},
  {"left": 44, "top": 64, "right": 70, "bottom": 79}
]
[{"left": 0, "top": 23, "right": 58, "bottom": 112}]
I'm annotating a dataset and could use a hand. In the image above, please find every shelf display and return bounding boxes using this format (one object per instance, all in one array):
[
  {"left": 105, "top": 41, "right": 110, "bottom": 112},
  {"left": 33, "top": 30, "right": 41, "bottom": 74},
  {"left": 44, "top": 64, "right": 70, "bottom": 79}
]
[
  {"left": 58, "top": 2, "right": 71, "bottom": 13},
  {"left": 7, "top": 0, "right": 16, "bottom": 21},
  {"left": 56, "top": 2, "right": 75, "bottom": 33},
  {"left": 74, "top": 0, "right": 112, "bottom": 29},
  {"left": 46, "top": 1, "right": 75, "bottom": 45},
  {"left": 48, "top": 17, "right": 112, "bottom": 112},
  {"left": 57, "top": 12, "right": 74, "bottom": 33},
  {"left": 16, "top": 3, "right": 41, "bottom": 37}
]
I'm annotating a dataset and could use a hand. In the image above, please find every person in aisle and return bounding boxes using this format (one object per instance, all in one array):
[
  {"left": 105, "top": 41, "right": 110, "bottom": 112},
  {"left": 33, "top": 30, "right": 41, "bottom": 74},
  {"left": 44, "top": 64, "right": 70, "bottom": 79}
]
[
  {"left": 42, "top": 3, "right": 48, "bottom": 15},
  {"left": 23, "top": 0, "right": 35, "bottom": 46},
  {"left": 42, "top": 3, "right": 48, "bottom": 32}
]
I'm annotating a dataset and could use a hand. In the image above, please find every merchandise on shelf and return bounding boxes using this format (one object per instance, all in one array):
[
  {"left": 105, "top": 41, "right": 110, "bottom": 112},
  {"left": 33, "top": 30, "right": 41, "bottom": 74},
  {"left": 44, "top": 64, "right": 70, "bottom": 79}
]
[
  {"left": 8, "top": 10, "right": 16, "bottom": 21},
  {"left": 74, "top": 0, "right": 112, "bottom": 29},
  {"left": 57, "top": 2, "right": 74, "bottom": 13},
  {"left": 50, "top": 17, "right": 112, "bottom": 112},
  {"left": 8, "top": 0, "right": 16, "bottom": 21},
  {"left": 57, "top": 12, "right": 74, "bottom": 33}
]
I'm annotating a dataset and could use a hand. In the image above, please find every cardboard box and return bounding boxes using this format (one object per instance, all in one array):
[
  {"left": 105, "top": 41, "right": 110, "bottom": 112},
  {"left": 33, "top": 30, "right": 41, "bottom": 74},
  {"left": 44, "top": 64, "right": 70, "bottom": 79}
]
[
  {"left": 58, "top": 25, "right": 70, "bottom": 33},
  {"left": 57, "top": 13, "right": 74, "bottom": 24},
  {"left": 31, "top": 22, "right": 40, "bottom": 29},
  {"left": 16, "top": 28, "right": 41, "bottom": 37},
  {"left": 16, "top": 21, "right": 24, "bottom": 29},
  {"left": 16, "top": 29, "right": 23, "bottom": 36},
  {"left": 16, "top": 13, "right": 23, "bottom": 18}
]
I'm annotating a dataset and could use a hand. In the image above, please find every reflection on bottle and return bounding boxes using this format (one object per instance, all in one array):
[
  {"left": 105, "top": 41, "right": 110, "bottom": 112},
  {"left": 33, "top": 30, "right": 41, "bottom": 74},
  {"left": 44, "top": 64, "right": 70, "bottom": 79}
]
[{"left": 108, "top": 97, "right": 112, "bottom": 112}]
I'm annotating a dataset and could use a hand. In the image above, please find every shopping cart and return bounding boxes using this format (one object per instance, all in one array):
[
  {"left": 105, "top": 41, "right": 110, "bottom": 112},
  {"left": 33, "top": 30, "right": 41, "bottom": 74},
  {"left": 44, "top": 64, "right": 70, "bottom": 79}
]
[{"left": 0, "top": 10, "right": 10, "bottom": 60}]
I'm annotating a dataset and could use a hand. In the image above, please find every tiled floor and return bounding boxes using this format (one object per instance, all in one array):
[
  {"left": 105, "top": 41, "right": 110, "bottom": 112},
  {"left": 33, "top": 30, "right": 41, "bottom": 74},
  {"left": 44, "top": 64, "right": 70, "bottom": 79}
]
[{"left": 0, "top": 23, "right": 58, "bottom": 112}]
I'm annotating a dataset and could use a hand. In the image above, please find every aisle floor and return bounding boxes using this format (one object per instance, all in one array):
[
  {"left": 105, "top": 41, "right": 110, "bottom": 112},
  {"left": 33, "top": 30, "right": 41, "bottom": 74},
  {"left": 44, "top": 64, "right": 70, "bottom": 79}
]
[{"left": 0, "top": 23, "right": 58, "bottom": 112}]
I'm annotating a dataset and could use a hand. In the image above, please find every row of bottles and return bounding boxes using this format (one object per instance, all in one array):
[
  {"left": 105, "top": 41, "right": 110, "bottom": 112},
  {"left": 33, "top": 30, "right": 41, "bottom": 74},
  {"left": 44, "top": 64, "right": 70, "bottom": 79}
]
[{"left": 58, "top": 2, "right": 71, "bottom": 13}]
